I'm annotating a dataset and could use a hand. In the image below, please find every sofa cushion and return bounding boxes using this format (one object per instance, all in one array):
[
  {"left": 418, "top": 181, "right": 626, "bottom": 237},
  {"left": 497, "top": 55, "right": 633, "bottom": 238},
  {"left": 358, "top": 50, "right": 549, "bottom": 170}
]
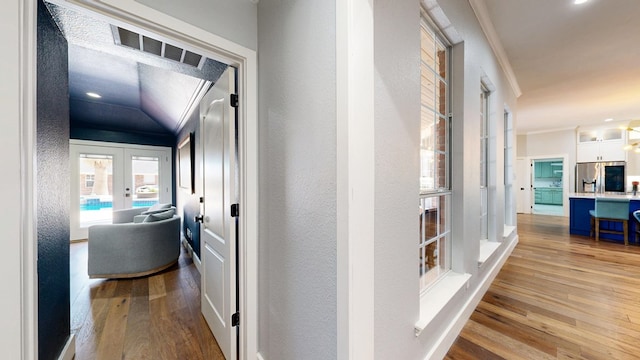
[
  {"left": 142, "top": 203, "right": 172, "bottom": 215},
  {"left": 142, "top": 209, "right": 175, "bottom": 223}
]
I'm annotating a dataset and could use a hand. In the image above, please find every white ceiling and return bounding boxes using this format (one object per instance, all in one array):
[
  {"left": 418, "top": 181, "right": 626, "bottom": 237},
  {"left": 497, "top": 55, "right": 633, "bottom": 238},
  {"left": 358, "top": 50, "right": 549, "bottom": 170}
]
[{"left": 482, "top": 0, "right": 640, "bottom": 134}]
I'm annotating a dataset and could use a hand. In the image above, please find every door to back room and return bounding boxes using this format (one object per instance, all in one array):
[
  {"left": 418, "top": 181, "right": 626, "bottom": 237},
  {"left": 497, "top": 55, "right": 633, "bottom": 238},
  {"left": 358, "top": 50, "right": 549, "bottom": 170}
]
[
  {"left": 70, "top": 140, "right": 172, "bottom": 240},
  {"left": 532, "top": 158, "right": 564, "bottom": 216}
]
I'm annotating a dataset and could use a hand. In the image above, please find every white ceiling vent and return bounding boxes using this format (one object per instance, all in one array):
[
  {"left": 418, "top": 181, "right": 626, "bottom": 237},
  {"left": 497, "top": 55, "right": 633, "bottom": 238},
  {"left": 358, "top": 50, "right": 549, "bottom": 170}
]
[{"left": 112, "top": 26, "right": 205, "bottom": 69}]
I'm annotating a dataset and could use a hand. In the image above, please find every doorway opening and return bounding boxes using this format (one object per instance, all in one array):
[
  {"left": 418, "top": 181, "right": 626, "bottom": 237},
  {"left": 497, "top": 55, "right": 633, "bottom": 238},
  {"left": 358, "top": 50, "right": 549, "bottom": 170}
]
[
  {"left": 35, "top": 0, "right": 258, "bottom": 358},
  {"left": 532, "top": 157, "right": 565, "bottom": 216}
]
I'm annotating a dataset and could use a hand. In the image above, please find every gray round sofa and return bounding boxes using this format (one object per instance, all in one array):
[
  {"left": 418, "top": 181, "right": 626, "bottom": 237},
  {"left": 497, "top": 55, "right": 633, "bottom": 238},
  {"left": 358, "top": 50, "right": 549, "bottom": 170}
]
[{"left": 87, "top": 204, "right": 181, "bottom": 279}]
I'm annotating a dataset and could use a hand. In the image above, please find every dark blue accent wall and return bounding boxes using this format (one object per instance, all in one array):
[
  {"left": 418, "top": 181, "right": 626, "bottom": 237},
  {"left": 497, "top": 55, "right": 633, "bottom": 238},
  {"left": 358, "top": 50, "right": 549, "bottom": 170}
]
[
  {"left": 183, "top": 201, "right": 201, "bottom": 257},
  {"left": 70, "top": 126, "right": 175, "bottom": 147},
  {"left": 37, "top": 1, "right": 71, "bottom": 358},
  {"left": 176, "top": 110, "right": 201, "bottom": 257}
]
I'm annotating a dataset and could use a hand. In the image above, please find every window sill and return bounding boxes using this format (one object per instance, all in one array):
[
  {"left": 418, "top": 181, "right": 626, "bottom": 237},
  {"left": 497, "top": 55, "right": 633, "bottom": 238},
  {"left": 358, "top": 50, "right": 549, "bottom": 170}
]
[
  {"left": 415, "top": 271, "right": 471, "bottom": 337},
  {"left": 503, "top": 225, "right": 516, "bottom": 239},
  {"left": 478, "top": 239, "right": 501, "bottom": 265}
]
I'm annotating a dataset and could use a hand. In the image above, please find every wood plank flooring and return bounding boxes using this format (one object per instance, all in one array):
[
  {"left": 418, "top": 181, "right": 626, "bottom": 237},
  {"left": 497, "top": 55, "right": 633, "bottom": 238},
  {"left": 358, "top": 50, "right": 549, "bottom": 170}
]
[
  {"left": 70, "top": 241, "right": 224, "bottom": 359},
  {"left": 71, "top": 214, "right": 640, "bottom": 359},
  {"left": 446, "top": 214, "right": 640, "bottom": 360}
]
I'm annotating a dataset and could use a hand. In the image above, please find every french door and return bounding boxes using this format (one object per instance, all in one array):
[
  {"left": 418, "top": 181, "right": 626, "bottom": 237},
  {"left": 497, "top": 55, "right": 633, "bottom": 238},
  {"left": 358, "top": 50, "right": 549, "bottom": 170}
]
[{"left": 70, "top": 140, "right": 172, "bottom": 240}]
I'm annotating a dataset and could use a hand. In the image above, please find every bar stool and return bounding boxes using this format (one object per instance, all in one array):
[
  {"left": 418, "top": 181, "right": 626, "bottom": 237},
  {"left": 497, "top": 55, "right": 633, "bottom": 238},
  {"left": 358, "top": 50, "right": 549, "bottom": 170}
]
[
  {"left": 589, "top": 198, "right": 630, "bottom": 245},
  {"left": 632, "top": 210, "right": 640, "bottom": 245}
]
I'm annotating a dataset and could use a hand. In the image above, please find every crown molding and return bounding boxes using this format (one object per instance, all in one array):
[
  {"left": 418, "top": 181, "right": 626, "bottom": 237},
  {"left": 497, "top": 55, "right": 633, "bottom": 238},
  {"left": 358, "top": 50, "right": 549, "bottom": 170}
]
[
  {"left": 468, "top": 0, "right": 522, "bottom": 98},
  {"left": 519, "top": 126, "right": 578, "bottom": 136}
]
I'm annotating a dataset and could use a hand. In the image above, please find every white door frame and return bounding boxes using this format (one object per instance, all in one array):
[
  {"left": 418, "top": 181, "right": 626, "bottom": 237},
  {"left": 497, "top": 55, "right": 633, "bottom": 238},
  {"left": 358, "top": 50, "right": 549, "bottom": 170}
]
[
  {"left": 527, "top": 154, "right": 570, "bottom": 217},
  {"left": 515, "top": 157, "right": 530, "bottom": 214},
  {"left": 21, "top": 1, "right": 258, "bottom": 358}
]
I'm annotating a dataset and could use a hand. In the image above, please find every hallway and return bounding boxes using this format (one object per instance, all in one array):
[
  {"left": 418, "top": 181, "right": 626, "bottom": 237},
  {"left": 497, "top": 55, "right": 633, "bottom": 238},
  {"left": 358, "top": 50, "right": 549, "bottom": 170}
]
[
  {"left": 446, "top": 214, "right": 640, "bottom": 359},
  {"left": 70, "top": 213, "right": 640, "bottom": 359},
  {"left": 70, "top": 242, "right": 223, "bottom": 359}
]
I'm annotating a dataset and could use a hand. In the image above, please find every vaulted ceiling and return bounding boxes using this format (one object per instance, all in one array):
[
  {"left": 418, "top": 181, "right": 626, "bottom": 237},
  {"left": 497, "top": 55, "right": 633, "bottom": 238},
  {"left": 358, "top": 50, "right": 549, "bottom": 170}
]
[
  {"left": 46, "top": 1, "right": 228, "bottom": 136},
  {"left": 479, "top": 0, "right": 640, "bottom": 134}
]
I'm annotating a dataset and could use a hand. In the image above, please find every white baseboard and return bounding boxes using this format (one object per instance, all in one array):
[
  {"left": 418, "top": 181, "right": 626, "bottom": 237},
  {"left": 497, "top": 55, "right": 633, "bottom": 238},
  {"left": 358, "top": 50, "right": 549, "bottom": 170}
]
[
  {"left": 182, "top": 237, "right": 202, "bottom": 274},
  {"left": 193, "top": 249, "right": 201, "bottom": 273},
  {"left": 253, "top": 236, "right": 517, "bottom": 360},
  {"left": 425, "top": 235, "right": 519, "bottom": 360},
  {"left": 57, "top": 334, "right": 76, "bottom": 360}
]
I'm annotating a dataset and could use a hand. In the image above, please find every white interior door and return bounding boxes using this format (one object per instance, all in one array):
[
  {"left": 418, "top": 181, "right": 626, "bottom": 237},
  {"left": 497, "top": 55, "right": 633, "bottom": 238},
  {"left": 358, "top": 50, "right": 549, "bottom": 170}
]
[
  {"left": 70, "top": 141, "right": 172, "bottom": 240},
  {"left": 200, "top": 67, "right": 238, "bottom": 360}
]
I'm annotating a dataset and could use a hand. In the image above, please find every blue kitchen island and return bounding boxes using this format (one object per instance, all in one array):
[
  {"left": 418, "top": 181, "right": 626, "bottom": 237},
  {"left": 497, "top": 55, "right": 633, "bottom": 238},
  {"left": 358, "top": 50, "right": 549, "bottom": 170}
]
[{"left": 569, "top": 193, "right": 640, "bottom": 244}]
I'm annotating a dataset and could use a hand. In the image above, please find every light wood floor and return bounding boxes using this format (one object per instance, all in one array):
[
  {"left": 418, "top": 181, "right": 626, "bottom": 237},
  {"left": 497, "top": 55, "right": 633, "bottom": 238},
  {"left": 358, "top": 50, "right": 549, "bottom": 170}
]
[
  {"left": 71, "top": 214, "right": 640, "bottom": 359},
  {"left": 70, "top": 241, "right": 224, "bottom": 359},
  {"left": 446, "top": 214, "right": 640, "bottom": 360}
]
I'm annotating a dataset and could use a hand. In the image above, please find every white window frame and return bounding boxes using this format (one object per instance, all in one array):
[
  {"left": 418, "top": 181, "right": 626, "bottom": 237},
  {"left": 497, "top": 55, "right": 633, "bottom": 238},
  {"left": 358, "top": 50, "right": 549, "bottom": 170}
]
[
  {"left": 419, "top": 14, "right": 452, "bottom": 294},
  {"left": 415, "top": 6, "right": 475, "bottom": 339},
  {"left": 504, "top": 109, "right": 515, "bottom": 228},
  {"left": 480, "top": 85, "right": 490, "bottom": 242}
]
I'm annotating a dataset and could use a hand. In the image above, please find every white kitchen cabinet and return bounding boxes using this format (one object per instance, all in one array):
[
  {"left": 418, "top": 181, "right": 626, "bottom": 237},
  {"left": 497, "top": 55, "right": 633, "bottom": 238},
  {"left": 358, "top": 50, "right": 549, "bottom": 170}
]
[
  {"left": 598, "top": 140, "right": 627, "bottom": 161},
  {"left": 576, "top": 127, "right": 626, "bottom": 162}
]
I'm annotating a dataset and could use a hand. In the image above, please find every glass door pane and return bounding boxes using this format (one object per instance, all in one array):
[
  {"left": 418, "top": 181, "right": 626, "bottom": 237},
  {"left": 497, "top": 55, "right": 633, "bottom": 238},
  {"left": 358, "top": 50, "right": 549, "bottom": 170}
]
[
  {"left": 131, "top": 155, "right": 160, "bottom": 208},
  {"left": 70, "top": 143, "right": 124, "bottom": 241},
  {"left": 79, "top": 153, "right": 114, "bottom": 228},
  {"left": 124, "top": 148, "right": 171, "bottom": 209},
  {"left": 70, "top": 142, "right": 172, "bottom": 241}
]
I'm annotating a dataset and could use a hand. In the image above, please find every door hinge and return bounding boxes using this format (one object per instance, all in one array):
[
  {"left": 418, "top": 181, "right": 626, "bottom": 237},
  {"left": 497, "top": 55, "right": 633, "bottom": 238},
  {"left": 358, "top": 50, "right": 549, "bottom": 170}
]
[
  {"left": 231, "top": 203, "right": 239, "bottom": 217},
  {"left": 230, "top": 94, "right": 239, "bottom": 108},
  {"left": 232, "top": 312, "right": 240, "bottom": 327}
]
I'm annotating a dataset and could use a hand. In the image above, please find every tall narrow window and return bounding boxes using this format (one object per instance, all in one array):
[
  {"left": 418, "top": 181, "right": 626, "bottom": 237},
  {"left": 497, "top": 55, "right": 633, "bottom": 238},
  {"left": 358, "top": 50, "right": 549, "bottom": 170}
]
[
  {"left": 504, "top": 110, "right": 514, "bottom": 226},
  {"left": 419, "top": 17, "right": 451, "bottom": 292},
  {"left": 480, "top": 85, "right": 489, "bottom": 241}
]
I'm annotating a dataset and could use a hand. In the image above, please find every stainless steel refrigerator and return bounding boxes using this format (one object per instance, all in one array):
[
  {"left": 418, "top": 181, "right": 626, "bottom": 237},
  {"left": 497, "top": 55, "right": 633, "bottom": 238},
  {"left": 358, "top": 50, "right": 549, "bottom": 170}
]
[{"left": 575, "top": 161, "right": 626, "bottom": 193}]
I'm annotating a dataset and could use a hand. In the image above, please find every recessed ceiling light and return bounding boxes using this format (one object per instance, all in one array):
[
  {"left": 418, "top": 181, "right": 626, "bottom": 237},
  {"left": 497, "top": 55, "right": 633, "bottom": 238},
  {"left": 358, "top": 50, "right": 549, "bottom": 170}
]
[
  {"left": 604, "top": 118, "right": 613, "bottom": 122},
  {"left": 574, "top": 0, "right": 588, "bottom": 4},
  {"left": 86, "top": 92, "right": 101, "bottom": 99}
]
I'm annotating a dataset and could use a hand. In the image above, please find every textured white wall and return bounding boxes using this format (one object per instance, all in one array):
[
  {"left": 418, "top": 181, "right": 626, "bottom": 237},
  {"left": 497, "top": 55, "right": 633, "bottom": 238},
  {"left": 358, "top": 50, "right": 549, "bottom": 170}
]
[
  {"left": 517, "top": 134, "right": 528, "bottom": 157},
  {"left": 257, "top": 1, "right": 338, "bottom": 359},
  {"left": 526, "top": 130, "right": 576, "bottom": 158},
  {"left": 442, "top": 0, "right": 517, "bottom": 273},
  {"left": 372, "top": 0, "right": 421, "bottom": 358},
  {"left": 136, "top": 0, "right": 258, "bottom": 50},
  {"left": 371, "top": 0, "right": 518, "bottom": 358}
]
